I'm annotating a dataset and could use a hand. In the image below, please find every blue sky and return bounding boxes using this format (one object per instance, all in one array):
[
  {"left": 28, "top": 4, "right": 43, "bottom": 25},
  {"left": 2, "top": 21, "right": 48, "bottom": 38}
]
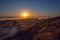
[{"left": 0, "top": 0, "right": 60, "bottom": 17}]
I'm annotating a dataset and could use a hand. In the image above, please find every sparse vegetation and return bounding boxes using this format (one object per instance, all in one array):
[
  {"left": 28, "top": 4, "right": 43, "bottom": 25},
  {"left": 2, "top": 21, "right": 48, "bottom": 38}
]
[{"left": 0, "top": 17, "right": 60, "bottom": 40}]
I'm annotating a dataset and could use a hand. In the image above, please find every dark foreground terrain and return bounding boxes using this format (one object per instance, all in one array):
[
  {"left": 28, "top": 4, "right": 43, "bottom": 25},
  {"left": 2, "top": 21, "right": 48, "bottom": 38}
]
[{"left": 0, "top": 17, "right": 60, "bottom": 40}]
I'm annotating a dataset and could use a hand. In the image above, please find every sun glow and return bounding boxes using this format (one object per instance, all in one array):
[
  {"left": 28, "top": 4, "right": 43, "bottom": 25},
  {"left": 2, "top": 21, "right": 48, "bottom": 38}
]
[
  {"left": 22, "top": 12, "right": 28, "bottom": 17},
  {"left": 20, "top": 12, "right": 30, "bottom": 18}
]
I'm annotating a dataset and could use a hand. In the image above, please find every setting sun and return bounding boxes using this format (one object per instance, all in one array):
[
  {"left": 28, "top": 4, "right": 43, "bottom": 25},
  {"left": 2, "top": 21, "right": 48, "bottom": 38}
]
[
  {"left": 22, "top": 12, "right": 28, "bottom": 17},
  {"left": 20, "top": 12, "right": 30, "bottom": 19}
]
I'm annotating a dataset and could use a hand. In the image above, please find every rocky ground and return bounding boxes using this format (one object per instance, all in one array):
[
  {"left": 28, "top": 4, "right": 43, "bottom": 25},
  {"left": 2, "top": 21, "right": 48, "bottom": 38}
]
[{"left": 0, "top": 16, "right": 60, "bottom": 40}]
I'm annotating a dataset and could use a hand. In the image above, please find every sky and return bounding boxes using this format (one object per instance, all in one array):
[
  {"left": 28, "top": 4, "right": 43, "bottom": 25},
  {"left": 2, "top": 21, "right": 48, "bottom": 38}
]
[{"left": 0, "top": 0, "right": 60, "bottom": 17}]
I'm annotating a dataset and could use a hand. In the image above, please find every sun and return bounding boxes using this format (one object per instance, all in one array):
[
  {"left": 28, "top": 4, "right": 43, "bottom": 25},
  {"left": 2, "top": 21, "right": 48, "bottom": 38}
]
[
  {"left": 22, "top": 12, "right": 28, "bottom": 17},
  {"left": 21, "top": 12, "right": 29, "bottom": 18}
]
